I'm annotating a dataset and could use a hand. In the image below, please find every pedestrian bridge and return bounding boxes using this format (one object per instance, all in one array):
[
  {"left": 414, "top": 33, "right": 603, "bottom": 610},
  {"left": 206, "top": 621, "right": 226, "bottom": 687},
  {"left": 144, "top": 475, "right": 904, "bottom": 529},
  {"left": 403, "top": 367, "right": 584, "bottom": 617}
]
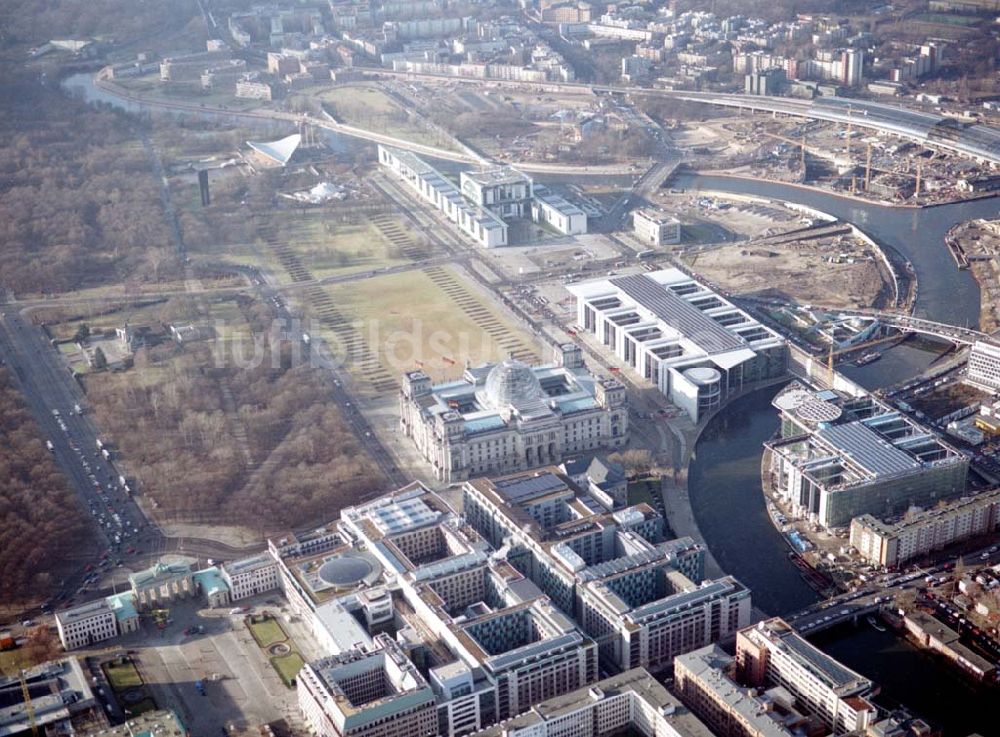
[{"left": 840, "top": 310, "right": 989, "bottom": 346}]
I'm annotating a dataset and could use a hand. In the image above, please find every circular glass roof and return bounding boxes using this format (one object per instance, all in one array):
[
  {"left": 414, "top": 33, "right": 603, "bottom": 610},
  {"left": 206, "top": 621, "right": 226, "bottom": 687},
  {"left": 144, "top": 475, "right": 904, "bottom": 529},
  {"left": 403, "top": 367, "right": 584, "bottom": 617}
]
[
  {"left": 483, "top": 359, "right": 544, "bottom": 410},
  {"left": 318, "top": 555, "right": 375, "bottom": 587}
]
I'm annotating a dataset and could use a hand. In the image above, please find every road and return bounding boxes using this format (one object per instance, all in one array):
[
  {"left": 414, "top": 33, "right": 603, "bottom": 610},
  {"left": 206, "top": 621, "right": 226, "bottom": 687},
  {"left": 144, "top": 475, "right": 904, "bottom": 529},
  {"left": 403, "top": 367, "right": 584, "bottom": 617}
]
[
  {"left": 0, "top": 306, "right": 152, "bottom": 602},
  {"left": 0, "top": 304, "right": 272, "bottom": 614},
  {"left": 9, "top": 251, "right": 460, "bottom": 313}
]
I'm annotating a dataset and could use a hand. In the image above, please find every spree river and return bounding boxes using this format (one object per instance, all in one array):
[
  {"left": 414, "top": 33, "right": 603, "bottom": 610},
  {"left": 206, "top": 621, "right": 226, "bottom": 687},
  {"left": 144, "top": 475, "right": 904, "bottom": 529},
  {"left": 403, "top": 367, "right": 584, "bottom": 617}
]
[{"left": 682, "top": 174, "right": 999, "bottom": 735}]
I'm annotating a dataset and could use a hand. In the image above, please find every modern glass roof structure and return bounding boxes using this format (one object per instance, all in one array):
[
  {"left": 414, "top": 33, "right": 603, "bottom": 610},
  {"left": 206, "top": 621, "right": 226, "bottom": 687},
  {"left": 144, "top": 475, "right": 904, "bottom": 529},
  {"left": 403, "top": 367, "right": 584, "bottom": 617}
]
[{"left": 482, "top": 359, "right": 546, "bottom": 411}]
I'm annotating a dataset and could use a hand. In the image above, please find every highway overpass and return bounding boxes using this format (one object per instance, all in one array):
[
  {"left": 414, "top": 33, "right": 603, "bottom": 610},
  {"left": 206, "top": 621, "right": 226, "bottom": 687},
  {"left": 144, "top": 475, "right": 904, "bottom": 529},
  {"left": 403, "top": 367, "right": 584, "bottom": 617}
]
[{"left": 380, "top": 67, "right": 1000, "bottom": 166}]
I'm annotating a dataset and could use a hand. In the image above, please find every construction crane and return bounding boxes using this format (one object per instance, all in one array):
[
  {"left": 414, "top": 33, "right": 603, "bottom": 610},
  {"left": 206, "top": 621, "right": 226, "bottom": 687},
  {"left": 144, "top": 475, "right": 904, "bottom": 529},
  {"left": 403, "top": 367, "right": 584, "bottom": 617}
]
[{"left": 20, "top": 670, "right": 38, "bottom": 736}]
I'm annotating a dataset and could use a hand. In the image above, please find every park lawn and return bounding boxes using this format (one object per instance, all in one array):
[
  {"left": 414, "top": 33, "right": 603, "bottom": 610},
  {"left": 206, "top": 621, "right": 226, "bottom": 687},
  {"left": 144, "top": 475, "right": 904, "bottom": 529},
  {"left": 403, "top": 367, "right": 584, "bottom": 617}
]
[
  {"left": 324, "top": 266, "right": 540, "bottom": 387},
  {"left": 278, "top": 216, "right": 413, "bottom": 281},
  {"left": 318, "top": 85, "right": 399, "bottom": 118},
  {"left": 270, "top": 651, "right": 305, "bottom": 687},
  {"left": 627, "top": 478, "right": 659, "bottom": 508},
  {"left": 249, "top": 617, "right": 286, "bottom": 648},
  {"left": 124, "top": 697, "right": 158, "bottom": 717},
  {"left": 190, "top": 212, "right": 416, "bottom": 285},
  {"left": 104, "top": 660, "right": 143, "bottom": 691}
]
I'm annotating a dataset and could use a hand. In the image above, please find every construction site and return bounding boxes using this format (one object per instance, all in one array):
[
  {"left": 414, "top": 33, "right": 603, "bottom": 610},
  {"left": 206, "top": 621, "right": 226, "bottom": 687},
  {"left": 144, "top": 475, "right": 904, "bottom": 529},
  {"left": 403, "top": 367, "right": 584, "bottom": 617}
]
[
  {"left": 683, "top": 220, "right": 891, "bottom": 310},
  {"left": 946, "top": 218, "right": 1000, "bottom": 333},
  {"left": 679, "top": 113, "right": 998, "bottom": 205}
]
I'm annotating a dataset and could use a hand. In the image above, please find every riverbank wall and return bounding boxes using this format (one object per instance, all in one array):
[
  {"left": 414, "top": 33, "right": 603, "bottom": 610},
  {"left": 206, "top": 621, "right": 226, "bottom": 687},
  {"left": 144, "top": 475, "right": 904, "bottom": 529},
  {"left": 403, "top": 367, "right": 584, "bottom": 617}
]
[{"left": 788, "top": 344, "right": 868, "bottom": 397}]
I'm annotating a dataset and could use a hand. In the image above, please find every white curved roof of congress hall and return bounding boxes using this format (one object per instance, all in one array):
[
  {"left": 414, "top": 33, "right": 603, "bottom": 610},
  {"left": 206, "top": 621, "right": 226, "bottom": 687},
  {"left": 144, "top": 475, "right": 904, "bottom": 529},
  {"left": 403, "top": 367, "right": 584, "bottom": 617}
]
[{"left": 246, "top": 133, "right": 301, "bottom": 165}]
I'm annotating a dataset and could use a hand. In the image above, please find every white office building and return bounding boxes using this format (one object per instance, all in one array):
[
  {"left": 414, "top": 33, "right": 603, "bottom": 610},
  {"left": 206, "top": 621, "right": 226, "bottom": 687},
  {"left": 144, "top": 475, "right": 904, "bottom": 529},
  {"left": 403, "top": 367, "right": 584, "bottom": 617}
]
[
  {"left": 568, "top": 269, "right": 786, "bottom": 423},
  {"left": 532, "top": 186, "right": 588, "bottom": 236},
  {"left": 55, "top": 599, "right": 119, "bottom": 650},
  {"left": 223, "top": 552, "right": 281, "bottom": 600},
  {"left": 633, "top": 210, "right": 681, "bottom": 246},
  {"left": 380, "top": 147, "right": 588, "bottom": 246},
  {"left": 461, "top": 168, "right": 533, "bottom": 219},
  {"left": 767, "top": 383, "right": 969, "bottom": 529},
  {"left": 967, "top": 340, "right": 1000, "bottom": 393},
  {"left": 379, "top": 145, "right": 509, "bottom": 248}
]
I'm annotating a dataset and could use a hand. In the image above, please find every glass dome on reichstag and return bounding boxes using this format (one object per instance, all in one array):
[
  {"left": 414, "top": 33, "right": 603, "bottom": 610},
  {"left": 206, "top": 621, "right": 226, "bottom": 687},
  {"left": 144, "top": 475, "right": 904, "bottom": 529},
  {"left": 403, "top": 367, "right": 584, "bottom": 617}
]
[{"left": 482, "top": 359, "right": 545, "bottom": 410}]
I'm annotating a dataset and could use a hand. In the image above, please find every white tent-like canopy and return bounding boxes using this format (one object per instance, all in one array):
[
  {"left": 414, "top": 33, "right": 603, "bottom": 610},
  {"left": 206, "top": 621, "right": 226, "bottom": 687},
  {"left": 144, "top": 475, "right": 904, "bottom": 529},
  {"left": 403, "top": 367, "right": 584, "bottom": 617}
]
[{"left": 246, "top": 133, "right": 301, "bottom": 166}]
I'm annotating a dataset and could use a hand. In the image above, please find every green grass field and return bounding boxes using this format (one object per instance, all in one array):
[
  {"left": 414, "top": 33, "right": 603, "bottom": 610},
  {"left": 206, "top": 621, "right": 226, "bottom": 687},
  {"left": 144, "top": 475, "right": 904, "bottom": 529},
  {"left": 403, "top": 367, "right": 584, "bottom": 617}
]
[
  {"left": 324, "top": 266, "right": 540, "bottom": 389},
  {"left": 270, "top": 651, "right": 305, "bottom": 687},
  {"left": 316, "top": 85, "right": 456, "bottom": 150},
  {"left": 627, "top": 478, "right": 659, "bottom": 508},
  {"left": 104, "top": 660, "right": 143, "bottom": 691},
  {"left": 124, "top": 697, "right": 158, "bottom": 717},
  {"left": 248, "top": 617, "right": 286, "bottom": 648},
  {"left": 185, "top": 211, "right": 419, "bottom": 285}
]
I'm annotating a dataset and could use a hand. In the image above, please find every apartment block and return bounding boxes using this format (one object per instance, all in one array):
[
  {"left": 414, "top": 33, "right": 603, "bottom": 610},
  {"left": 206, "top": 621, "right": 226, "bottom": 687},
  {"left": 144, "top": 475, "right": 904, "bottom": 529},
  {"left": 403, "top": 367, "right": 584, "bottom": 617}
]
[
  {"left": 675, "top": 645, "right": 824, "bottom": 737},
  {"left": 849, "top": 489, "right": 1000, "bottom": 569},
  {"left": 735, "top": 619, "right": 877, "bottom": 734},
  {"left": 471, "top": 668, "right": 714, "bottom": 737},
  {"left": 462, "top": 467, "right": 746, "bottom": 676},
  {"left": 578, "top": 564, "right": 752, "bottom": 674}
]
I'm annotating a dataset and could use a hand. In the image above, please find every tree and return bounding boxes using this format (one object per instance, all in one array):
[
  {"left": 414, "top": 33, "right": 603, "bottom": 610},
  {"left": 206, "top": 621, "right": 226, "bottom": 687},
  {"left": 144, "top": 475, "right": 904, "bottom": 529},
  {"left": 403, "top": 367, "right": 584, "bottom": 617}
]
[
  {"left": 895, "top": 588, "right": 917, "bottom": 613},
  {"left": 92, "top": 347, "right": 108, "bottom": 370},
  {"left": 610, "top": 448, "right": 654, "bottom": 477},
  {"left": 73, "top": 324, "right": 90, "bottom": 343},
  {"left": 952, "top": 558, "right": 967, "bottom": 587},
  {"left": 22, "top": 625, "right": 59, "bottom": 666}
]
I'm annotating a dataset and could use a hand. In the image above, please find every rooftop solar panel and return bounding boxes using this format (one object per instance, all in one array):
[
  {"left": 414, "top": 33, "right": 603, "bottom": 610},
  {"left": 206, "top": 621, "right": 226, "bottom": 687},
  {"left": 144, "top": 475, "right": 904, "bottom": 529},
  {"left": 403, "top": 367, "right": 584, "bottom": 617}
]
[
  {"left": 611, "top": 274, "right": 746, "bottom": 353},
  {"left": 780, "top": 629, "right": 863, "bottom": 688},
  {"left": 816, "top": 422, "right": 919, "bottom": 477},
  {"left": 494, "top": 473, "right": 569, "bottom": 503}
]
